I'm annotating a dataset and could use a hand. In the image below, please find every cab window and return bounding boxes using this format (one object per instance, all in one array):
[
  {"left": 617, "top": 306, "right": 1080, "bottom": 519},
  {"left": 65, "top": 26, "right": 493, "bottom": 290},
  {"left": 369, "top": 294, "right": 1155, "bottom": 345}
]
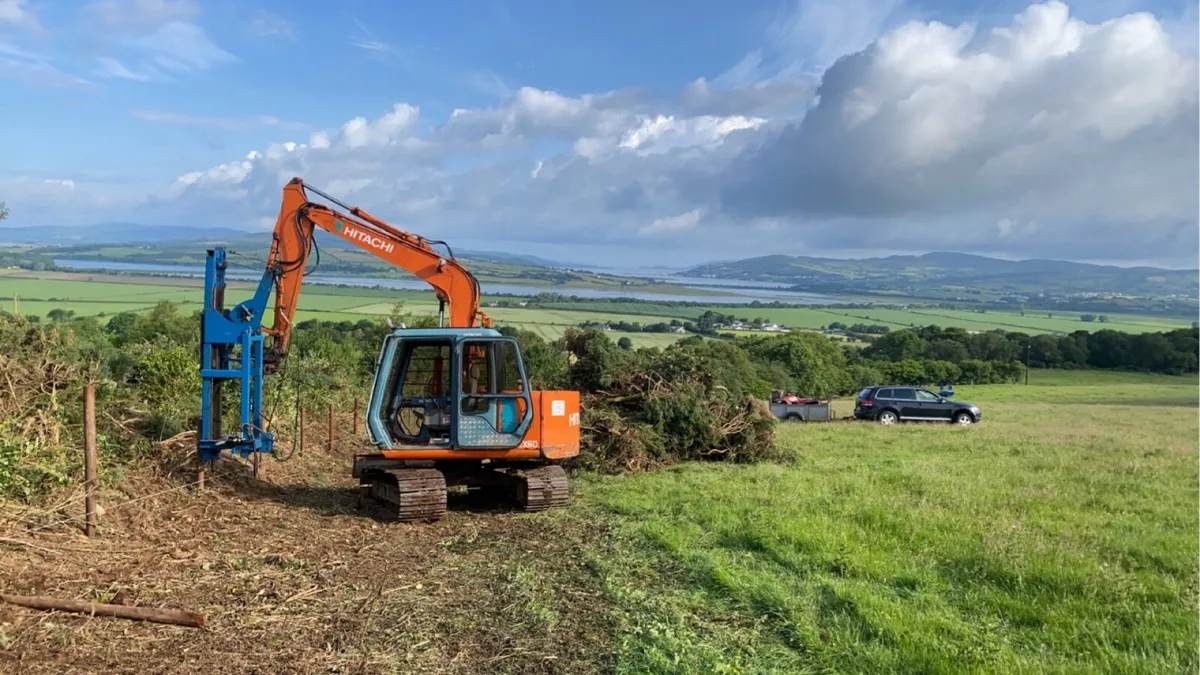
[{"left": 498, "top": 341, "right": 524, "bottom": 393}]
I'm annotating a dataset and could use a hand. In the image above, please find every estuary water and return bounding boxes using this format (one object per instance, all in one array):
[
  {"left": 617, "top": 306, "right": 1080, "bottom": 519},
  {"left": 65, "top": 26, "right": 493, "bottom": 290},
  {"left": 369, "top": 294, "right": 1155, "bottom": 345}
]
[{"left": 53, "top": 259, "right": 836, "bottom": 306}]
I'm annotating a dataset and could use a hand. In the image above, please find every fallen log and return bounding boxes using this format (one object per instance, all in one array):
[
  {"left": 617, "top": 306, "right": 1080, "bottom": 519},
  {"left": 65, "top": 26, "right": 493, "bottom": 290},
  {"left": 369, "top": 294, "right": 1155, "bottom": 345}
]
[{"left": 0, "top": 593, "right": 206, "bottom": 628}]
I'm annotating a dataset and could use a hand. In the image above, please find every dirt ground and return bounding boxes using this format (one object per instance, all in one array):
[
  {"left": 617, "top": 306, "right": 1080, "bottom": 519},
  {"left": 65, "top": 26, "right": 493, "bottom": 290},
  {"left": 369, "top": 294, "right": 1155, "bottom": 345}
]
[{"left": 0, "top": 446, "right": 616, "bottom": 674}]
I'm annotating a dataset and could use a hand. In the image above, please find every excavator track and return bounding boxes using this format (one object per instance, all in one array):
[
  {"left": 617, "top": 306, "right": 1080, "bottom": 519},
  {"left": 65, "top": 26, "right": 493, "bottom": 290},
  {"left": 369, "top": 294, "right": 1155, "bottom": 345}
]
[
  {"left": 367, "top": 468, "right": 447, "bottom": 522},
  {"left": 515, "top": 465, "right": 570, "bottom": 512}
]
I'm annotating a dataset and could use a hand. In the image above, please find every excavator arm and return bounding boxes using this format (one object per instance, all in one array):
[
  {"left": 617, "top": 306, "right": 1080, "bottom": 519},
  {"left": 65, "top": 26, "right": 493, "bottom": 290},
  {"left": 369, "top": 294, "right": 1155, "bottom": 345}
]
[{"left": 264, "top": 177, "right": 492, "bottom": 365}]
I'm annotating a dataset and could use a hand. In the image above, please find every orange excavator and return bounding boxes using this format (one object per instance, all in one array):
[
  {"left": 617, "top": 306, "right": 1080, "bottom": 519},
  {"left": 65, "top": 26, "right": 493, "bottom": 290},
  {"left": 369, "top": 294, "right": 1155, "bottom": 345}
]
[{"left": 198, "top": 177, "right": 579, "bottom": 521}]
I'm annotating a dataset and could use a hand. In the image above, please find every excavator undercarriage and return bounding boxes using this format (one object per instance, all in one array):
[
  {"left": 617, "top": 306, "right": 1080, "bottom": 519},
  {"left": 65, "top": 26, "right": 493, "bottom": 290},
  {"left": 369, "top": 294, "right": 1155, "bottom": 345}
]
[{"left": 353, "top": 459, "right": 570, "bottom": 522}]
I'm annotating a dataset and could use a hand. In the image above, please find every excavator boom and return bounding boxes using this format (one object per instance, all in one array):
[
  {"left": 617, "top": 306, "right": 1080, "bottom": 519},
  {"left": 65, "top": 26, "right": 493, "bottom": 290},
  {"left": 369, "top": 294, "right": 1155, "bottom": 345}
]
[{"left": 265, "top": 178, "right": 491, "bottom": 363}]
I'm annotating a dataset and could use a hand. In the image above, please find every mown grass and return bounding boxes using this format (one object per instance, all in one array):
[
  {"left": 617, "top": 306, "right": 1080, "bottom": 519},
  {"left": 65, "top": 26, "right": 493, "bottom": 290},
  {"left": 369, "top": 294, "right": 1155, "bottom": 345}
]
[
  {"left": 574, "top": 371, "right": 1199, "bottom": 673},
  {"left": 957, "top": 370, "right": 1199, "bottom": 407}
]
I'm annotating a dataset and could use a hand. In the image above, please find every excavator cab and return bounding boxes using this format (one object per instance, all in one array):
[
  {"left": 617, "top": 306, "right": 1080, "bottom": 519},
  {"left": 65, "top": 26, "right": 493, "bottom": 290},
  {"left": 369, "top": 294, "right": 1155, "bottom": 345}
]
[
  {"left": 353, "top": 327, "right": 572, "bottom": 521},
  {"left": 365, "top": 328, "right": 533, "bottom": 451}
]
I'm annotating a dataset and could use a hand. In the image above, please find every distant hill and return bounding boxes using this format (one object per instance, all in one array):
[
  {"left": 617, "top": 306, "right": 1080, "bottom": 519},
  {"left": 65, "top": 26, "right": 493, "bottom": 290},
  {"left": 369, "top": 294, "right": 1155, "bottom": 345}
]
[
  {"left": 0, "top": 223, "right": 250, "bottom": 245},
  {"left": 682, "top": 252, "right": 1199, "bottom": 300},
  {"left": 455, "top": 249, "right": 565, "bottom": 269},
  {"left": 0, "top": 224, "right": 573, "bottom": 270}
]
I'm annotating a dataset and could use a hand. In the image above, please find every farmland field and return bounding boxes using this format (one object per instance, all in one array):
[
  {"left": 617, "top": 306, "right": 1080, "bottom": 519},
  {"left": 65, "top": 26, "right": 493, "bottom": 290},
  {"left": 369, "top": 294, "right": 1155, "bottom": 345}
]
[
  {"left": 697, "top": 304, "right": 1195, "bottom": 334},
  {"left": 0, "top": 273, "right": 696, "bottom": 348},
  {"left": 573, "top": 369, "right": 1200, "bottom": 672},
  {"left": 2, "top": 370, "right": 1195, "bottom": 673},
  {"left": 0, "top": 273, "right": 1194, "bottom": 345}
]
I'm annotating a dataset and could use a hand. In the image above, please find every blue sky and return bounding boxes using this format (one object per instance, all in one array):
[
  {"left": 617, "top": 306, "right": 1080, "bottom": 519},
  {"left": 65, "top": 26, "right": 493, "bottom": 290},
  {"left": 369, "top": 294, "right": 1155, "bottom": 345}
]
[{"left": 0, "top": 0, "right": 1197, "bottom": 267}]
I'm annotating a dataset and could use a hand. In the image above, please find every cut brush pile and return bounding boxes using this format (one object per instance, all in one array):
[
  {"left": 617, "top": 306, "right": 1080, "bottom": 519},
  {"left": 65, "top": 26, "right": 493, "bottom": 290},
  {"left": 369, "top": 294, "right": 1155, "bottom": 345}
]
[
  {"left": 556, "top": 329, "right": 778, "bottom": 474},
  {"left": 0, "top": 318, "right": 95, "bottom": 501}
]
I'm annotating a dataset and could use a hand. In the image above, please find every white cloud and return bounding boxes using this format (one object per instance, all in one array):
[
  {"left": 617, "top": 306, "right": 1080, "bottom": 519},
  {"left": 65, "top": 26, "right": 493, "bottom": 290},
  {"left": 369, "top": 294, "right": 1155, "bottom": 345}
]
[
  {"left": 718, "top": 0, "right": 904, "bottom": 86},
  {"left": 640, "top": 209, "right": 707, "bottom": 237},
  {"left": 436, "top": 87, "right": 638, "bottom": 150},
  {"left": 0, "top": 49, "right": 93, "bottom": 90},
  {"left": 714, "top": 0, "right": 1199, "bottom": 260},
  {"left": 129, "top": 109, "right": 307, "bottom": 131},
  {"left": 617, "top": 115, "right": 766, "bottom": 155},
  {"left": 125, "top": 21, "right": 233, "bottom": 72},
  {"left": 0, "top": 176, "right": 107, "bottom": 220},
  {"left": 84, "top": 0, "right": 233, "bottom": 80},
  {"left": 95, "top": 55, "right": 154, "bottom": 81},
  {"left": 13, "top": 1, "right": 1197, "bottom": 266},
  {"left": 251, "top": 9, "right": 296, "bottom": 41},
  {"left": 86, "top": 0, "right": 198, "bottom": 32},
  {"left": 0, "top": 0, "right": 40, "bottom": 30}
]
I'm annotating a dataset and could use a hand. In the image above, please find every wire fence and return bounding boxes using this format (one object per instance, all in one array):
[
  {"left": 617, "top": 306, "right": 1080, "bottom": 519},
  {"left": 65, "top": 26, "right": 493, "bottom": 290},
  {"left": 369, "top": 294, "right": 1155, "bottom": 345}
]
[{"left": 2, "top": 388, "right": 371, "bottom": 540}]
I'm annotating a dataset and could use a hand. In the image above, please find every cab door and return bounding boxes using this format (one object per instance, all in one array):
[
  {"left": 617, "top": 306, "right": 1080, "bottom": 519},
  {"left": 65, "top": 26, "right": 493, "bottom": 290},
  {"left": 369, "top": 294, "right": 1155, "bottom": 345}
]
[
  {"left": 365, "top": 333, "right": 402, "bottom": 448},
  {"left": 452, "top": 337, "right": 534, "bottom": 449}
]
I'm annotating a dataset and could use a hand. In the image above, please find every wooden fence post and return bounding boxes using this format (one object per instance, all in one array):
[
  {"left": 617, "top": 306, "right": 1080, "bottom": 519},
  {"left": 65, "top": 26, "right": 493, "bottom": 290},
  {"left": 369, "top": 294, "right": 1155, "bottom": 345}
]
[
  {"left": 328, "top": 403, "right": 335, "bottom": 453},
  {"left": 352, "top": 397, "right": 360, "bottom": 435},
  {"left": 84, "top": 383, "right": 98, "bottom": 537},
  {"left": 298, "top": 406, "right": 305, "bottom": 455}
]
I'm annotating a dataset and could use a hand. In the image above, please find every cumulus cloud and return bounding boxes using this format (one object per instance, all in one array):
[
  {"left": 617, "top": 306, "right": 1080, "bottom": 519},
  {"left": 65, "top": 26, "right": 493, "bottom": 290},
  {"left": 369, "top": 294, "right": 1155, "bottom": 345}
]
[
  {"left": 640, "top": 209, "right": 707, "bottom": 237},
  {"left": 34, "top": 0, "right": 1193, "bottom": 266},
  {"left": 714, "top": 0, "right": 1199, "bottom": 259},
  {"left": 0, "top": 176, "right": 99, "bottom": 218}
]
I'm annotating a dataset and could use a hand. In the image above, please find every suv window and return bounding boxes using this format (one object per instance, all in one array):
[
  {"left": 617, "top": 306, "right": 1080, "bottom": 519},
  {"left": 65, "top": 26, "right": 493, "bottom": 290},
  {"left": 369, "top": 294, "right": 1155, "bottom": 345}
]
[
  {"left": 856, "top": 388, "right": 873, "bottom": 400},
  {"left": 893, "top": 388, "right": 916, "bottom": 400},
  {"left": 915, "top": 389, "right": 940, "bottom": 402},
  {"left": 875, "top": 388, "right": 894, "bottom": 399}
]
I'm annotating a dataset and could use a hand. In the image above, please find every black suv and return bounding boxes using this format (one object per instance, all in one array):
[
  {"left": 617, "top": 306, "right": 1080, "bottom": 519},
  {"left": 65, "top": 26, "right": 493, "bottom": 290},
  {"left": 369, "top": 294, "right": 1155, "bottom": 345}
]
[{"left": 854, "top": 386, "right": 981, "bottom": 425}]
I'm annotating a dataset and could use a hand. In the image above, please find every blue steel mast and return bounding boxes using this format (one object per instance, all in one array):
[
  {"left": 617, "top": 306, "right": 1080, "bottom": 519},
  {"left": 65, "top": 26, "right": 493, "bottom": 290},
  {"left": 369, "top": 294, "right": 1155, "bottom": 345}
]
[{"left": 198, "top": 247, "right": 276, "bottom": 461}]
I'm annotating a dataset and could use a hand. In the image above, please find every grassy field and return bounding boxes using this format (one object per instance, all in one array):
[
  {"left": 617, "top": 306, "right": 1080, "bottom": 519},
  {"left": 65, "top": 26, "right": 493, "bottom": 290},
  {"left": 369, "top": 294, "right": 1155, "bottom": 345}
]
[
  {"left": 567, "top": 370, "right": 1199, "bottom": 672},
  {"left": 700, "top": 304, "right": 1195, "bottom": 335},
  {"left": 0, "top": 274, "right": 693, "bottom": 348},
  {"left": 0, "top": 371, "right": 1195, "bottom": 672},
  {"left": 1, "top": 272, "right": 1193, "bottom": 343}
]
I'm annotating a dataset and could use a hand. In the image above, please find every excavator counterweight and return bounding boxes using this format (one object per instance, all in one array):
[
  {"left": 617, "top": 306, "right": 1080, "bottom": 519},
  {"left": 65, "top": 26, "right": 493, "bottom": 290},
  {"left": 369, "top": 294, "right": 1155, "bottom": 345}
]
[{"left": 198, "top": 178, "right": 579, "bottom": 521}]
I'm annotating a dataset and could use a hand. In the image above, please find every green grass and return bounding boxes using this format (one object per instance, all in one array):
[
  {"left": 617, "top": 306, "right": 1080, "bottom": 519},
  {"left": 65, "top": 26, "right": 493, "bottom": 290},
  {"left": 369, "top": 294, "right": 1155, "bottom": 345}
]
[
  {"left": 703, "top": 305, "right": 1194, "bottom": 335},
  {"left": 571, "top": 370, "right": 1199, "bottom": 673},
  {"left": 957, "top": 370, "right": 1200, "bottom": 406},
  {"left": 0, "top": 275, "right": 693, "bottom": 349},
  {"left": 2, "top": 273, "right": 1193, "bottom": 339}
]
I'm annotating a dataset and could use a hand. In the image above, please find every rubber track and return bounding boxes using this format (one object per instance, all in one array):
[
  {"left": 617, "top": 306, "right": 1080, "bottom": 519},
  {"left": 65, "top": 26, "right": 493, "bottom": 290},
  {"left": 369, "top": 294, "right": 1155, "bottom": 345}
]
[
  {"left": 369, "top": 468, "right": 448, "bottom": 522},
  {"left": 516, "top": 465, "right": 570, "bottom": 512}
]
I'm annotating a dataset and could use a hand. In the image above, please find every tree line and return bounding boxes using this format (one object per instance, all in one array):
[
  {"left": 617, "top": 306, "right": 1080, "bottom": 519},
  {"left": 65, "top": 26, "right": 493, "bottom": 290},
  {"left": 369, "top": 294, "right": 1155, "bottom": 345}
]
[
  {"left": 2, "top": 299, "right": 1195, "bottom": 500},
  {"left": 862, "top": 325, "right": 1198, "bottom": 376}
]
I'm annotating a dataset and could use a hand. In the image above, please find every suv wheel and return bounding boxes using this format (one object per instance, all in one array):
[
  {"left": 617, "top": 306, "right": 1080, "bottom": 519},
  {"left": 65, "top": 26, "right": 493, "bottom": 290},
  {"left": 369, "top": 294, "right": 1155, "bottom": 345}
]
[
  {"left": 953, "top": 411, "right": 974, "bottom": 425},
  {"left": 876, "top": 410, "right": 898, "bottom": 425}
]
